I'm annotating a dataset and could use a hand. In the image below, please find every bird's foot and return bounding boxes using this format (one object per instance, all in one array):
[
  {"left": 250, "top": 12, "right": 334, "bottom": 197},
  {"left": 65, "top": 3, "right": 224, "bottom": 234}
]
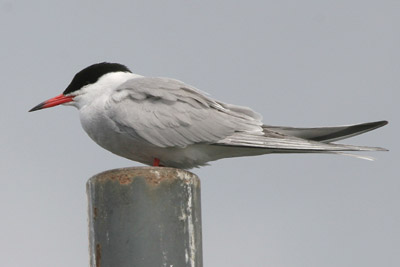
[{"left": 153, "top": 158, "right": 160, "bottom": 166}]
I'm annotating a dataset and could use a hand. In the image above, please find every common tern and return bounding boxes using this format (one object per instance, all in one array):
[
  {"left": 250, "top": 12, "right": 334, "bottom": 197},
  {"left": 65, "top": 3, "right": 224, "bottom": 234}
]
[{"left": 29, "top": 62, "right": 388, "bottom": 169}]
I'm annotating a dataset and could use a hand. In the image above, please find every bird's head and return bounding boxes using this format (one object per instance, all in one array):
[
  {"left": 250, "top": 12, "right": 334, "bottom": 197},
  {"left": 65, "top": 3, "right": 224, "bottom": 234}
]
[{"left": 29, "top": 62, "right": 132, "bottom": 112}]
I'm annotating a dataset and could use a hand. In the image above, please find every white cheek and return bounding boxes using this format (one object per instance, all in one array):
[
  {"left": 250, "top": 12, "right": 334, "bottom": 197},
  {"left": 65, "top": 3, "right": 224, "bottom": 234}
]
[{"left": 70, "top": 72, "right": 142, "bottom": 109}]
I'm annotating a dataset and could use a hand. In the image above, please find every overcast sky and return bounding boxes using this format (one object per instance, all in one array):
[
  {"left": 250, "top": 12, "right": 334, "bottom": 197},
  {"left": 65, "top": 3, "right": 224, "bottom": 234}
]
[{"left": 1, "top": 1, "right": 398, "bottom": 266}]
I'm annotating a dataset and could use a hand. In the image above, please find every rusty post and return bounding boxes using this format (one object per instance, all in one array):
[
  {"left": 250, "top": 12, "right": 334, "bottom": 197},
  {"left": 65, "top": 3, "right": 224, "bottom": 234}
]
[{"left": 87, "top": 167, "right": 203, "bottom": 267}]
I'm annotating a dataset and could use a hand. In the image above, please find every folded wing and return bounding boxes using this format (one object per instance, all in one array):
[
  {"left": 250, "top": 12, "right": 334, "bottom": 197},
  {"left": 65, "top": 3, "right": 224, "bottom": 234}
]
[
  {"left": 105, "top": 77, "right": 387, "bottom": 153},
  {"left": 105, "top": 77, "right": 263, "bottom": 148}
]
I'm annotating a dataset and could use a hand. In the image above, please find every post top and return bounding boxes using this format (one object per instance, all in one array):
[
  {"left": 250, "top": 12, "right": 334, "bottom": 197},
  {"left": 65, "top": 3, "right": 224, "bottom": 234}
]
[{"left": 88, "top": 167, "right": 199, "bottom": 186}]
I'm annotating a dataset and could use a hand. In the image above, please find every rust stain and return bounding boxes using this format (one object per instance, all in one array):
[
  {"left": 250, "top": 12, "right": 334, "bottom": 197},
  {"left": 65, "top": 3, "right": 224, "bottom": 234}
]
[
  {"left": 93, "top": 207, "right": 98, "bottom": 219},
  {"left": 96, "top": 243, "right": 101, "bottom": 267},
  {"left": 143, "top": 168, "right": 197, "bottom": 186},
  {"left": 118, "top": 175, "right": 133, "bottom": 185},
  {"left": 108, "top": 173, "right": 133, "bottom": 185}
]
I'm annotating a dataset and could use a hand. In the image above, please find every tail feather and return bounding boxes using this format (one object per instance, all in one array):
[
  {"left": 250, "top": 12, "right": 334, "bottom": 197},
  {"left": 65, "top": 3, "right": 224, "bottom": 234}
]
[
  {"left": 217, "top": 132, "right": 387, "bottom": 152},
  {"left": 333, "top": 152, "right": 375, "bottom": 161}
]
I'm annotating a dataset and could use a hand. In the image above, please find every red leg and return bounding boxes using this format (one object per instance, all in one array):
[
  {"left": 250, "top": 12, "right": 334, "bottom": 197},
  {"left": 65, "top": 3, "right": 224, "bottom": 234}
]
[{"left": 153, "top": 158, "right": 160, "bottom": 166}]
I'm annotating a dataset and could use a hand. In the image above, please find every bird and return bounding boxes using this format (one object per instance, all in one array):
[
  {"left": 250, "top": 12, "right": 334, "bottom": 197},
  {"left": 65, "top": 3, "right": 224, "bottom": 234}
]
[{"left": 29, "top": 62, "right": 388, "bottom": 169}]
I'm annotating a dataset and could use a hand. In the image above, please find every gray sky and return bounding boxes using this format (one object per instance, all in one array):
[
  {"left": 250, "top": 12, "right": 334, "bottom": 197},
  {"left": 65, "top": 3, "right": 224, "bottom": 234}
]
[{"left": 1, "top": 1, "right": 398, "bottom": 266}]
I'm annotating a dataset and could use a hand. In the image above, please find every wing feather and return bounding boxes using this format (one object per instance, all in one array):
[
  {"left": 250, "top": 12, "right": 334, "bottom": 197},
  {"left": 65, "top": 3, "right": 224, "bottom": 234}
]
[
  {"left": 105, "top": 77, "right": 263, "bottom": 148},
  {"left": 263, "top": 121, "right": 388, "bottom": 143},
  {"left": 104, "top": 77, "right": 386, "bottom": 153}
]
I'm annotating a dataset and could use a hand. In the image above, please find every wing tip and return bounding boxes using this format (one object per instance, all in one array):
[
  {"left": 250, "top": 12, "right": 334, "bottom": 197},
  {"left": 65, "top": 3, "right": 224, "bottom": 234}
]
[{"left": 369, "top": 120, "right": 388, "bottom": 128}]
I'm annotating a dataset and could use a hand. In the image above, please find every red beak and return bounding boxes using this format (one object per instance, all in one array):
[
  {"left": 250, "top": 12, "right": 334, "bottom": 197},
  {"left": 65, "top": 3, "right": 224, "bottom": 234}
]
[{"left": 29, "top": 94, "right": 74, "bottom": 112}]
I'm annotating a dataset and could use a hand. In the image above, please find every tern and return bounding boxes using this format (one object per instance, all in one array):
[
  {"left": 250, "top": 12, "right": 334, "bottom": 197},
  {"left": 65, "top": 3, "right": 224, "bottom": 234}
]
[{"left": 29, "top": 62, "right": 388, "bottom": 169}]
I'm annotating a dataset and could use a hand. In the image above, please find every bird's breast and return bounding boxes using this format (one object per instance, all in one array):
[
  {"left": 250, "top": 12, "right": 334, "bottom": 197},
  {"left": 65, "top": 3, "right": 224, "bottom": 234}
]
[{"left": 78, "top": 103, "right": 158, "bottom": 164}]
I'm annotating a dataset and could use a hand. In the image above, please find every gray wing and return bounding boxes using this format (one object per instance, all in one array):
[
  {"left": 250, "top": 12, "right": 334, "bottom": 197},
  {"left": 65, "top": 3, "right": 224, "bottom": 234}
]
[
  {"left": 105, "top": 77, "right": 263, "bottom": 148},
  {"left": 106, "top": 76, "right": 386, "bottom": 152}
]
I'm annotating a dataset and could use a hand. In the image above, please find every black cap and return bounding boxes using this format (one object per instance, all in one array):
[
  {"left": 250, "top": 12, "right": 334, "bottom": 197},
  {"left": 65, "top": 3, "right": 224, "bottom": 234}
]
[{"left": 63, "top": 62, "right": 131, "bottom": 95}]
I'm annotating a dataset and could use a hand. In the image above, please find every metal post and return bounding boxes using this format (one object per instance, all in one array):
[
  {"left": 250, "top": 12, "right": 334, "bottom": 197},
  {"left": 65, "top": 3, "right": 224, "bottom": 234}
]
[{"left": 87, "top": 167, "right": 203, "bottom": 267}]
